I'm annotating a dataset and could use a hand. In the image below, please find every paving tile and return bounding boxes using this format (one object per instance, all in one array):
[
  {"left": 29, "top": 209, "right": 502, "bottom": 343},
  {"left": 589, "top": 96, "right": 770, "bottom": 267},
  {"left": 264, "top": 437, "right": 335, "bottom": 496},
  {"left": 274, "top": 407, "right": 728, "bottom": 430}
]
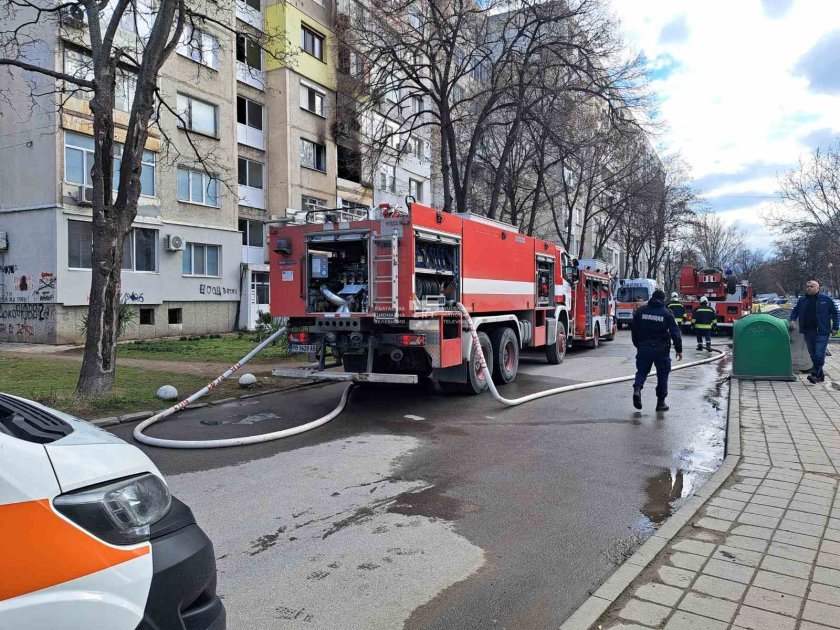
[
  {"left": 743, "top": 502, "right": 786, "bottom": 518},
  {"left": 618, "top": 598, "right": 672, "bottom": 626},
  {"left": 670, "top": 552, "right": 706, "bottom": 571},
  {"left": 729, "top": 524, "right": 774, "bottom": 540},
  {"left": 691, "top": 574, "right": 746, "bottom": 601},
  {"left": 704, "top": 506, "right": 740, "bottom": 521},
  {"left": 821, "top": 540, "right": 840, "bottom": 556},
  {"left": 808, "top": 582, "right": 840, "bottom": 607},
  {"left": 710, "top": 497, "right": 748, "bottom": 512},
  {"left": 724, "top": 535, "right": 768, "bottom": 553},
  {"left": 785, "top": 510, "right": 828, "bottom": 526},
  {"left": 702, "top": 558, "right": 755, "bottom": 584},
  {"left": 773, "top": 529, "right": 822, "bottom": 550},
  {"left": 803, "top": 600, "right": 840, "bottom": 628},
  {"left": 678, "top": 592, "right": 737, "bottom": 622},
  {"left": 743, "top": 585, "right": 802, "bottom": 616},
  {"left": 751, "top": 569, "right": 809, "bottom": 597},
  {"left": 635, "top": 582, "right": 684, "bottom": 607},
  {"left": 664, "top": 610, "right": 728, "bottom": 630},
  {"left": 751, "top": 494, "right": 791, "bottom": 508},
  {"left": 824, "top": 528, "right": 840, "bottom": 543},
  {"left": 672, "top": 540, "right": 716, "bottom": 557},
  {"left": 778, "top": 518, "right": 825, "bottom": 537},
  {"left": 817, "top": 551, "right": 840, "bottom": 571},
  {"left": 658, "top": 565, "right": 696, "bottom": 588},
  {"left": 733, "top": 605, "right": 796, "bottom": 630},
  {"left": 767, "top": 541, "right": 818, "bottom": 564},
  {"left": 713, "top": 545, "right": 762, "bottom": 567},
  {"left": 694, "top": 517, "right": 732, "bottom": 532},
  {"left": 761, "top": 555, "right": 813, "bottom": 580},
  {"left": 789, "top": 500, "right": 832, "bottom": 516},
  {"left": 800, "top": 621, "right": 837, "bottom": 630},
  {"left": 813, "top": 566, "right": 840, "bottom": 588},
  {"left": 737, "top": 511, "right": 781, "bottom": 528}
]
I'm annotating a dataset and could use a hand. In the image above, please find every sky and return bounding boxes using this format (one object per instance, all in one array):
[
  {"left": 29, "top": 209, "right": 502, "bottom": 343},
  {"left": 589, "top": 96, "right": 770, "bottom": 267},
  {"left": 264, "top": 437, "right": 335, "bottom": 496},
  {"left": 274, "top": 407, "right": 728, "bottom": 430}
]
[{"left": 609, "top": 0, "right": 840, "bottom": 250}]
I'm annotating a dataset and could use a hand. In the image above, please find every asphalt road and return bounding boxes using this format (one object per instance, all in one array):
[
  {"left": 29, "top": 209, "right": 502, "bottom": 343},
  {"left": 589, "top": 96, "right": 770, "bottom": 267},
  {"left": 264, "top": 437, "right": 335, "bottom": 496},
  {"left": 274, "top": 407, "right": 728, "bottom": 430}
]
[{"left": 112, "top": 331, "right": 730, "bottom": 630}]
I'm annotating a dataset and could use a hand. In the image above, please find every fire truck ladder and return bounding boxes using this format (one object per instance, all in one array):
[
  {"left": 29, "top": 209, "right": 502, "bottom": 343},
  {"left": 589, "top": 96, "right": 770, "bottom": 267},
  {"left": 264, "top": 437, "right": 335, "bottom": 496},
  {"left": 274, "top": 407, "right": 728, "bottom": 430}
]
[{"left": 372, "top": 231, "right": 399, "bottom": 319}]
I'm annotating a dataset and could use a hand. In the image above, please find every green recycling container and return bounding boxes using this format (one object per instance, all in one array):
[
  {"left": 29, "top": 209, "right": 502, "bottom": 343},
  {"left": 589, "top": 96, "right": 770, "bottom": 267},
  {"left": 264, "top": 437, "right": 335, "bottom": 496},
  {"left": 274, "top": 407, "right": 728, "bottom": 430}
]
[{"left": 732, "top": 314, "right": 795, "bottom": 380}]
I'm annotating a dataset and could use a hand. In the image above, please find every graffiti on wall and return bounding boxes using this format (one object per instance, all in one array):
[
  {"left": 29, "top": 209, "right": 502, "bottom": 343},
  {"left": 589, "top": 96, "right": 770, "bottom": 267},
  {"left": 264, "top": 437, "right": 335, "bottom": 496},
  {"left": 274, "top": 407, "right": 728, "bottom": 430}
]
[
  {"left": 0, "top": 303, "right": 55, "bottom": 341},
  {"left": 199, "top": 284, "right": 238, "bottom": 297},
  {"left": 0, "top": 269, "right": 57, "bottom": 304},
  {"left": 123, "top": 291, "right": 145, "bottom": 303},
  {"left": 32, "top": 272, "right": 56, "bottom": 302}
]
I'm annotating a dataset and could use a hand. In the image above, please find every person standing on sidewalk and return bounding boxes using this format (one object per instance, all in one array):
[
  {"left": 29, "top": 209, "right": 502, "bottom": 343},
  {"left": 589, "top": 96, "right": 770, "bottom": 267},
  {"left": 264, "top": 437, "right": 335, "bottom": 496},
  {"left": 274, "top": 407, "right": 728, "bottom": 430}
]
[
  {"left": 667, "top": 292, "right": 686, "bottom": 325},
  {"left": 692, "top": 296, "right": 716, "bottom": 352},
  {"left": 631, "top": 289, "right": 683, "bottom": 411},
  {"left": 788, "top": 280, "right": 840, "bottom": 383}
]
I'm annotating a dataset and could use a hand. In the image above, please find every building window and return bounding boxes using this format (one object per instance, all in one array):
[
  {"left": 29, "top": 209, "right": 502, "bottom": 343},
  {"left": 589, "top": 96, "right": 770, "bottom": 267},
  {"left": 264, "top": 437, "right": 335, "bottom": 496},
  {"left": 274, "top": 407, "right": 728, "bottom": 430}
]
[
  {"left": 121, "top": 227, "right": 158, "bottom": 272},
  {"left": 243, "top": 0, "right": 260, "bottom": 10},
  {"left": 379, "top": 164, "right": 396, "bottom": 192},
  {"left": 68, "top": 220, "right": 93, "bottom": 269},
  {"left": 300, "top": 138, "right": 327, "bottom": 172},
  {"left": 410, "top": 95, "right": 424, "bottom": 115},
  {"left": 65, "top": 132, "right": 154, "bottom": 196},
  {"left": 177, "top": 167, "right": 219, "bottom": 207},
  {"left": 237, "top": 96, "right": 263, "bottom": 130},
  {"left": 183, "top": 243, "right": 221, "bottom": 276},
  {"left": 66, "top": 50, "right": 138, "bottom": 112},
  {"left": 408, "top": 178, "right": 423, "bottom": 202},
  {"left": 237, "top": 157, "right": 264, "bottom": 189},
  {"left": 236, "top": 34, "right": 263, "bottom": 71},
  {"left": 302, "top": 195, "right": 327, "bottom": 211},
  {"left": 301, "top": 25, "right": 324, "bottom": 60},
  {"left": 239, "top": 218, "right": 264, "bottom": 247},
  {"left": 139, "top": 307, "right": 155, "bottom": 325},
  {"left": 120, "top": 0, "right": 153, "bottom": 36},
  {"left": 168, "top": 308, "right": 183, "bottom": 325},
  {"left": 300, "top": 81, "right": 325, "bottom": 116},
  {"left": 176, "top": 93, "right": 218, "bottom": 137},
  {"left": 253, "top": 271, "right": 270, "bottom": 304},
  {"left": 177, "top": 27, "right": 219, "bottom": 70},
  {"left": 68, "top": 221, "right": 157, "bottom": 271}
]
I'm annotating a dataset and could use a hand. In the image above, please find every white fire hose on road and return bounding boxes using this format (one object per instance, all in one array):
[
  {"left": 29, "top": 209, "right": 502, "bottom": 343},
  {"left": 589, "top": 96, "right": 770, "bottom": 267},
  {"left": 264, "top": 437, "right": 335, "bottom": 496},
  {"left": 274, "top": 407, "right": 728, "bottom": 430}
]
[{"left": 133, "top": 304, "right": 725, "bottom": 449}]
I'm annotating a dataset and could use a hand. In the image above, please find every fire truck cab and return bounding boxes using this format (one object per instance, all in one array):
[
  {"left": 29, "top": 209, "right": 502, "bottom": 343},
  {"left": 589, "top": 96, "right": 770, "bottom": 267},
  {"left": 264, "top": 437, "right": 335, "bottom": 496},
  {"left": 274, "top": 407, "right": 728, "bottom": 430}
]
[{"left": 268, "top": 203, "right": 573, "bottom": 394}]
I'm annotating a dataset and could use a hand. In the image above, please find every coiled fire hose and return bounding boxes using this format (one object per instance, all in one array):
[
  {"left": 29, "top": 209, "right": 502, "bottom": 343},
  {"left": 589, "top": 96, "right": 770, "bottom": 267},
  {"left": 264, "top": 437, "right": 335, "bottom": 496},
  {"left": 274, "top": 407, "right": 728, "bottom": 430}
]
[{"left": 134, "top": 304, "right": 725, "bottom": 449}]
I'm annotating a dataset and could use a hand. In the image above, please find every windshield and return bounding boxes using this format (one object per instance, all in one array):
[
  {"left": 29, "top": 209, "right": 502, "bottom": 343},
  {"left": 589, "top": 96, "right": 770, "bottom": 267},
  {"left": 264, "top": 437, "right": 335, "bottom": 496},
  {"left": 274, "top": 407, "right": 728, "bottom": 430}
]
[{"left": 616, "top": 287, "right": 650, "bottom": 302}]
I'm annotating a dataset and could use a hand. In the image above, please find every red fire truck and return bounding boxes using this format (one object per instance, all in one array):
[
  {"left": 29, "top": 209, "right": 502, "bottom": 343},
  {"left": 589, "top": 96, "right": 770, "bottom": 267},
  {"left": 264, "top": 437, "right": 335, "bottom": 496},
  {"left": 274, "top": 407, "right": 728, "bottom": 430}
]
[
  {"left": 678, "top": 266, "right": 754, "bottom": 333},
  {"left": 268, "top": 202, "right": 580, "bottom": 393},
  {"left": 567, "top": 259, "right": 616, "bottom": 347}
]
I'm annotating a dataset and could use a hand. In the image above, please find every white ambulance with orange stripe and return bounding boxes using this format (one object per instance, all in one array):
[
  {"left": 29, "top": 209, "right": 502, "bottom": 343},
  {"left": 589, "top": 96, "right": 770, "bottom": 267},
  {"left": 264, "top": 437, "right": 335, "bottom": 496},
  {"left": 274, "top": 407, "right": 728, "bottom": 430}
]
[{"left": 0, "top": 393, "right": 225, "bottom": 630}]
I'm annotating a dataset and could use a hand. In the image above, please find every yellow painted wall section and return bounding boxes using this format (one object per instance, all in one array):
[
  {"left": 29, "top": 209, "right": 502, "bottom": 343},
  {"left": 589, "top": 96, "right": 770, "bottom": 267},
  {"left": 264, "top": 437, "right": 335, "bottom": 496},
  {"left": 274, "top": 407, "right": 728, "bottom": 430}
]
[{"left": 264, "top": 2, "right": 336, "bottom": 91}]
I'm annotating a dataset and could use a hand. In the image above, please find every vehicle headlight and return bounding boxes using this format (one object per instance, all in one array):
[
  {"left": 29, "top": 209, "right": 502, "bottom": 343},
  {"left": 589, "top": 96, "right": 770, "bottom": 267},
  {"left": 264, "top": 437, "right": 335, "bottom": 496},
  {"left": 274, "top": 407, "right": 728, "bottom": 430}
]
[{"left": 53, "top": 473, "right": 171, "bottom": 545}]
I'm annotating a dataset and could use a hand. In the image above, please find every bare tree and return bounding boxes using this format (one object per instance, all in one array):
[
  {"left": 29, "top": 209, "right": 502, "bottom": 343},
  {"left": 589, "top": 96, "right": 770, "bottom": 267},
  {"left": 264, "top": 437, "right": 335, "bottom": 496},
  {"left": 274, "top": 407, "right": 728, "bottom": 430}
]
[
  {"left": 0, "top": 0, "right": 287, "bottom": 395},
  {"left": 772, "top": 139, "right": 840, "bottom": 248},
  {"left": 689, "top": 208, "right": 745, "bottom": 270},
  {"left": 731, "top": 246, "right": 767, "bottom": 281}
]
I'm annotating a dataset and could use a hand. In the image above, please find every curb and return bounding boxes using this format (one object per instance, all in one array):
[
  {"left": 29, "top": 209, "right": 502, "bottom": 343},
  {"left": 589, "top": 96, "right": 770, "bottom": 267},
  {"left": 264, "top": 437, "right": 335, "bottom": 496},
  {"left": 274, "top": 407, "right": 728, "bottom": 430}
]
[
  {"left": 88, "top": 379, "right": 329, "bottom": 429},
  {"left": 560, "top": 377, "right": 742, "bottom": 630}
]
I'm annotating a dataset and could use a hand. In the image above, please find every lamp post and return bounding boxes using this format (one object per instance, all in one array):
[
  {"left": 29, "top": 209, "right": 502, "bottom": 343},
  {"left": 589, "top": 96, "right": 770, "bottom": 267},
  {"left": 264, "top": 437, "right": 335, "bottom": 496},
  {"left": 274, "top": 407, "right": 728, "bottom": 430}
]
[{"left": 829, "top": 262, "right": 837, "bottom": 297}]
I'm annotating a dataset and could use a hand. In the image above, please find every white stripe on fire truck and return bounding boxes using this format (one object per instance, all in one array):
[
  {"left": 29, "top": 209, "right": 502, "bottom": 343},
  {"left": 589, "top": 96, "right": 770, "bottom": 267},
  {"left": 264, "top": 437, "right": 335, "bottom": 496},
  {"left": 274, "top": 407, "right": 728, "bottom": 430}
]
[{"left": 462, "top": 278, "right": 535, "bottom": 295}]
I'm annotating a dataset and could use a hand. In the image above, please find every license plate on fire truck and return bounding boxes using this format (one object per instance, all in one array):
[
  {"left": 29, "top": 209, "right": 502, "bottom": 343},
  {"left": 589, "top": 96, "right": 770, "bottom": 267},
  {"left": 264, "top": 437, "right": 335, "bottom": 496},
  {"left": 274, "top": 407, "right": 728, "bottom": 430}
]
[{"left": 290, "top": 344, "right": 318, "bottom": 353}]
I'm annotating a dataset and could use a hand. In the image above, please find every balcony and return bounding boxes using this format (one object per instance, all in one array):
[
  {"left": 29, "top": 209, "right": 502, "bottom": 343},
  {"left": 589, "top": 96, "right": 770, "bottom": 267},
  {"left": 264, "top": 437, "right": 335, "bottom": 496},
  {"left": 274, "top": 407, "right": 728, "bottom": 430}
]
[
  {"left": 237, "top": 122, "right": 265, "bottom": 150},
  {"left": 235, "top": 0, "right": 263, "bottom": 30},
  {"left": 236, "top": 61, "right": 265, "bottom": 91},
  {"left": 242, "top": 245, "right": 265, "bottom": 265},
  {"left": 238, "top": 184, "right": 265, "bottom": 210}
]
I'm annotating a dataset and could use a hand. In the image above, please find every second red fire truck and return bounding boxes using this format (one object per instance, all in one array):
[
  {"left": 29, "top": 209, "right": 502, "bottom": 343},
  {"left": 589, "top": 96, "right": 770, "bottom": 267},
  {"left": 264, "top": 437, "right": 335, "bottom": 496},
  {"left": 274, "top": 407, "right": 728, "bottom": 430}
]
[
  {"left": 678, "top": 266, "right": 754, "bottom": 333},
  {"left": 268, "top": 202, "right": 614, "bottom": 393}
]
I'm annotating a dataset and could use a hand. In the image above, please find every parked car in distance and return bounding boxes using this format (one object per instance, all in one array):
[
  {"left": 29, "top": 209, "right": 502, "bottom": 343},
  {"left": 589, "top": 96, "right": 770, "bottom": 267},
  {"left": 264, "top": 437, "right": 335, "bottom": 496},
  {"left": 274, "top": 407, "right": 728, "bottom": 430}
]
[{"left": 0, "top": 393, "right": 225, "bottom": 630}]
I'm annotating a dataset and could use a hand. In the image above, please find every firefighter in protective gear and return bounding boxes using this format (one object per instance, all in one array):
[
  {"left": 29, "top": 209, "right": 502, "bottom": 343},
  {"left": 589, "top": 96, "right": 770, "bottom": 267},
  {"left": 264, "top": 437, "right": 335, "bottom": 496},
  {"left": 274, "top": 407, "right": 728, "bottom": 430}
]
[
  {"left": 693, "top": 296, "right": 716, "bottom": 351},
  {"left": 667, "top": 292, "right": 686, "bottom": 325},
  {"left": 631, "top": 289, "right": 683, "bottom": 412}
]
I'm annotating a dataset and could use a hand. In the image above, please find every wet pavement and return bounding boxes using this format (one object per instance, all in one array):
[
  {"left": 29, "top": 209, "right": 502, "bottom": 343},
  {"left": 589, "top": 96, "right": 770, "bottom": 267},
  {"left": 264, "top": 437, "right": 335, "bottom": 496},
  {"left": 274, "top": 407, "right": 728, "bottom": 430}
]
[{"left": 111, "top": 332, "right": 730, "bottom": 629}]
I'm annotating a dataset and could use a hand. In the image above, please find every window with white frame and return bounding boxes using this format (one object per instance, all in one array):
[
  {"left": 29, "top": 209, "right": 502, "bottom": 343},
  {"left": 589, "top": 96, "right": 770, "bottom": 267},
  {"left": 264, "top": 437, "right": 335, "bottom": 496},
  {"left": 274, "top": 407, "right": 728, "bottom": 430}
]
[
  {"left": 384, "top": 122, "right": 400, "bottom": 149},
  {"left": 239, "top": 218, "right": 264, "bottom": 247},
  {"left": 300, "top": 81, "right": 325, "bottom": 116},
  {"left": 68, "top": 221, "right": 157, "bottom": 271},
  {"left": 176, "top": 93, "right": 218, "bottom": 137},
  {"left": 300, "top": 138, "right": 326, "bottom": 172},
  {"left": 64, "top": 49, "right": 136, "bottom": 112},
  {"left": 236, "top": 34, "right": 263, "bottom": 70},
  {"left": 120, "top": 0, "right": 153, "bottom": 36},
  {"left": 406, "top": 136, "right": 422, "bottom": 158},
  {"left": 238, "top": 157, "right": 264, "bottom": 189},
  {"left": 65, "top": 132, "right": 155, "bottom": 197},
  {"left": 177, "top": 167, "right": 220, "bottom": 206},
  {"left": 302, "top": 195, "right": 327, "bottom": 211},
  {"left": 182, "top": 243, "right": 221, "bottom": 276},
  {"left": 177, "top": 27, "right": 219, "bottom": 70},
  {"left": 121, "top": 227, "right": 158, "bottom": 272},
  {"left": 408, "top": 178, "right": 423, "bottom": 202},
  {"left": 301, "top": 25, "right": 324, "bottom": 60},
  {"left": 410, "top": 95, "right": 424, "bottom": 115},
  {"left": 379, "top": 164, "right": 395, "bottom": 192},
  {"left": 237, "top": 95, "right": 263, "bottom": 130}
]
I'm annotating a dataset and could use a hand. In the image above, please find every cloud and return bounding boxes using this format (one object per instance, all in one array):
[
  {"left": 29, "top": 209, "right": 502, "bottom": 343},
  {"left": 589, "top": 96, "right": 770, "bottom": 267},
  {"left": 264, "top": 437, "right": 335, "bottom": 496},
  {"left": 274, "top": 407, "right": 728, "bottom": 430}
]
[
  {"left": 658, "top": 15, "right": 690, "bottom": 44},
  {"left": 794, "top": 29, "right": 840, "bottom": 94},
  {"left": 799, "top": 127, "right": 839, "bottom": 149},
  {"left": 762, "top": 0, "right": 794, "bottom": 19}
]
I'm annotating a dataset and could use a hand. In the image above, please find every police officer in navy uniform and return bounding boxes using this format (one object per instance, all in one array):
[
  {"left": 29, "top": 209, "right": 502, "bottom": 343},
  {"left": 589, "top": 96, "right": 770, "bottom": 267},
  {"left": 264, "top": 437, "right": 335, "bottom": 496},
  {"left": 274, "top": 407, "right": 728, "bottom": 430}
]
[{"left": 631, "top": 289, "right": 683, "bottom": 411}]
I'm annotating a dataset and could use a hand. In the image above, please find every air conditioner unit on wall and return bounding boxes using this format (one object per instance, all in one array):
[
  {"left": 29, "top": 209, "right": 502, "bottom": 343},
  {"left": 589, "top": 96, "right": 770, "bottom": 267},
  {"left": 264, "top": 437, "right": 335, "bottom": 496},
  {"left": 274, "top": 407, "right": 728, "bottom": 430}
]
[
  {"left": 61, "top": 5, "right": 87, "bottom": 27},
  {"left": 75, "top": 185, "right": 93, "bottom": 206},
  {"left": 164, "top": 234, "right": 186, "bottom": 251}
]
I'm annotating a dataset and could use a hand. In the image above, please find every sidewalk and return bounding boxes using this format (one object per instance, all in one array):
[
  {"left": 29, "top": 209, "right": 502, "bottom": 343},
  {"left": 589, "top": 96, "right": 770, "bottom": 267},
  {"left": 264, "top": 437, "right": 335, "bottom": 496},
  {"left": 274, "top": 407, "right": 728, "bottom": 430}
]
[{"left": 564, "top": 353, "right": 840, "bottom": 630}]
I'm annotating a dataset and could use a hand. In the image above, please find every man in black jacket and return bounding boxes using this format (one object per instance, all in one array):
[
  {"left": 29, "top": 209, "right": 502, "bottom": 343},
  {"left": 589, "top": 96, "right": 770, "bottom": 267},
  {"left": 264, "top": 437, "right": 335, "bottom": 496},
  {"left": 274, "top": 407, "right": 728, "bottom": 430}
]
[
  {"left": 631, "top": 289, "right": 683, "bottom": 411},
  {"left": 667, "top": 292, "right": 686, "bottom": 325}
]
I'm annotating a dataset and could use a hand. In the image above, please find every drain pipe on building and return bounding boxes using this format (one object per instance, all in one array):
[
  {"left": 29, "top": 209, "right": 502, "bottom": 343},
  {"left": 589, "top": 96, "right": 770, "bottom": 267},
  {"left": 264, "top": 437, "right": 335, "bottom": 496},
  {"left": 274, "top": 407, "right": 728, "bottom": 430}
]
[{"left": 133, "top": 304, "right": 724, "bottom": 449}]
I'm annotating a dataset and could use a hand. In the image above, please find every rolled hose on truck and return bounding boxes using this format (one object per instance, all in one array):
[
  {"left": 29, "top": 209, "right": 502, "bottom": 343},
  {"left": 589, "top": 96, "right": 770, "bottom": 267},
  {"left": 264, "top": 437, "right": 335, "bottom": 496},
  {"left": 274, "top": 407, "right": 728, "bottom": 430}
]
[{"left": 133, "top": 304, "right": 725, "bottom": 449}]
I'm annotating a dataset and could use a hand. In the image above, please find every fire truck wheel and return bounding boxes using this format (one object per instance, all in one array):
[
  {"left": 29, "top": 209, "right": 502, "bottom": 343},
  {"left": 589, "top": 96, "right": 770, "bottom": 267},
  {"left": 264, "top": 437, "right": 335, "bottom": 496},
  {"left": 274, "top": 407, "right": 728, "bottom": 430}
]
[
  {"left": 545, "top": 321, "right": 566, "bottom": 365},
  {"left": 461, "top": 331, "right": 493, "bottom": 395},
  {"left": 589, "top": 325, "right": 600, "bottom": 349},
  {"left": 490, "top": 327, "right": 519, "bottom": 385}
]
